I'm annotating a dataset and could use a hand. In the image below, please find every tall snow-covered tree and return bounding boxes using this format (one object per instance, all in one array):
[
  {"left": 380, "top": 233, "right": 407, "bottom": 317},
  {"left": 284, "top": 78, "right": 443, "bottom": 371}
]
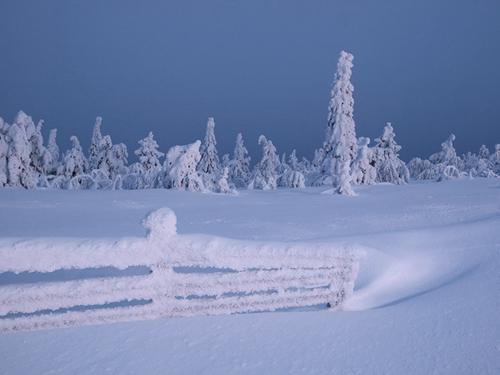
[
  {"left": 134, "top": 132, "right": 164, "bottom": 187},
  {"left": 45, "top": 128, "right": 60, "bottom": 174},
  {"left": 88, "top": 116, "right": 103, "bottom": 171},
  {"left": 97, "top": 135, "right": 113, "bottom": 178},
  {"left": 320, "top": 50, "right": 357, "bottom": 190},
  {"left": 249, "top": 135, "right": 280, "bottom": 190},
  {"left": 229, "top": 133, "right": 251, "bottom": 188},
  {"left": 27, "top": 119, "right": 47, "bottom": 175},
  {"left": 372, "top": 123, "right": 409, "bottom": 184},
  {"left": 198, "top": 117, "right": 220, "bottom": 175},
  {"left": 197, "top": 117, "right": 221, "bottom": 191},
  {"left": 0, "top": 118, "right": 8, "bottom": 186},
  {"left": 62, "top": 136, "right": 88, "bottom": 178},
  {"left": 163, "top": 141, "right": 204, "bottom": 191},
  {"left": 7, "top": 111, "right": 37, "bottom": 188},
  {"left": 351, "top": 137, "right": 376, "bottom": 185}
]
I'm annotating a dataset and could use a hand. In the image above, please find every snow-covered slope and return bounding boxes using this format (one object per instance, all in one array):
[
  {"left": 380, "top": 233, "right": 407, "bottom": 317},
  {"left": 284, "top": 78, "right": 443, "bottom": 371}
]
[{"left": 1, "top": 179, "right": 499, "bottom": 374}]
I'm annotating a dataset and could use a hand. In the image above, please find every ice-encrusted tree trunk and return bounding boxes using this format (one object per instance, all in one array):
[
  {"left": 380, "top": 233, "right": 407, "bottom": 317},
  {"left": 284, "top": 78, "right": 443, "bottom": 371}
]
[
  {"left": 88, "top": 117, "right": 103, "bottom": 171},
  {"left": 135, "top": 132, "right": 164, "bottom": 188},
  {"left": 229, "top": 133, "right": 251, "bottom": 188},
  {"left": 198, "top": 117, "right": 220, "bottom": 190},
  {"left": 62, "top": 136, "right": 88, "bottom": 178},
  {"left": 7, "top": 111, "right": 37, "bottom": 189},
  {"left": 351, "top": 137, "right": 376, "bottom": 185},
  {"left": 372, "top": 123, "right": 409, "bottom": 184},
  {"left": 319, "top": 51, "right": 357, "bottom": 191},
  {"left": 249, "top": 135, "right": 279, "bottom": 190}
]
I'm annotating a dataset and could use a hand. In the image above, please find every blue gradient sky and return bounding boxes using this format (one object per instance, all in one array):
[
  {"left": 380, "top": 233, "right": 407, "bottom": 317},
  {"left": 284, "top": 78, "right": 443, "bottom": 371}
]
[{"left": 1, "top": 0, "right": 499, "bottom": 161}]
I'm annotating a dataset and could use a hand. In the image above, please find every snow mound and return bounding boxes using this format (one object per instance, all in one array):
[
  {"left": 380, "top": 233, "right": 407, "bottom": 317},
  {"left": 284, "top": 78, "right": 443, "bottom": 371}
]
[{"left": 143, "top": 207, "right": 177, "bottom": 239}]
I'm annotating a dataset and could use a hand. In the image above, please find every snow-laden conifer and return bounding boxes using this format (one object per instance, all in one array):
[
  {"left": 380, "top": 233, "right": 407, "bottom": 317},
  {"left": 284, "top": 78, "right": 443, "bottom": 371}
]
[
  {"left": 7, "top": 111, "right": 37, "bottom": 188},
  {"left": 0, "top": 118, "right": 8, "bottom": 186},
  {"left": 163, "top": 141, "right": 204, "bottom": 191},
  {"left": 215, "top": 167, "right": 236, "bottom": 194},
  {"left": 27, "top": 119, "right": 47, "bottom": 176},
  {"left": 45, "top": 128, "right": 60, "bottom": 174},
  {"left": 199, "top": 117, "right": 220, "bottom": 174},
  {"left": 351, "top": 137, "right": 376, "bottom": 185},
  {"left": 135, "top": 132, "right": 164, "bottom": 188},
  {"left": 229, "top": 133, "right": 251, "bottom": 188},
  {"left": 249, "top": 135, "right": 279, "bottom": 190},
  {"left": 88, "top": 117, "right": 103, "bottom": 171},
  {"left": 372, "top": 123, "right": 409, "bottom": 184},
  {"left": 319, "top": 51, "right": 357, "bottom": 188},
  {"left": 491, "top": 144, "right": 500, "bottom": 175},
  {"left": 62, "top": 136, "right": 88, "bottom": 178},
  {"left": 107, "top": 143, "right": 129, "bottom": 180}
]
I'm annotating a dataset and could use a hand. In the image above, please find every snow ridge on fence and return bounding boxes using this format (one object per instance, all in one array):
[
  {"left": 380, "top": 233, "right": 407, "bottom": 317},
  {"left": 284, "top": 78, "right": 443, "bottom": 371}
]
[{"left": 0, "top": 208, "right": 364, "bottom": 332}]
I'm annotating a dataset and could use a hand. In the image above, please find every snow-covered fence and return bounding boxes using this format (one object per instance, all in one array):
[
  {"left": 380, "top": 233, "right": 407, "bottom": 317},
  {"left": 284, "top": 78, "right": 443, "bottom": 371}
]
[{"left": 0, "top": 208, "right": 363, "bottom": 332}]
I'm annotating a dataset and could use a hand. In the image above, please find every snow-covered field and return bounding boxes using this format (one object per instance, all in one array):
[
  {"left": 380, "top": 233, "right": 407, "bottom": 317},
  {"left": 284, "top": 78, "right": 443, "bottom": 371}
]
[{"left": 1, "top": 179, "right": 499, "bottom": 374}]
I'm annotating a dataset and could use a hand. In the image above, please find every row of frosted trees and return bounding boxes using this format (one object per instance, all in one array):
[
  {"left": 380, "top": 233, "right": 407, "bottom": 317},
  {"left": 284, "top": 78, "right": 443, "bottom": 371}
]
[{"left": 0, "top": 51, "right": 498, "bottom": 194}]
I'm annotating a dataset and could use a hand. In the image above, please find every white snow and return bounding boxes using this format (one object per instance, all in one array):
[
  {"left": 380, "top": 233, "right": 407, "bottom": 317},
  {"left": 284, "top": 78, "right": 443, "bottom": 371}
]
[{"left": 0, "top": 179, "right": 499, "bottom": 374}]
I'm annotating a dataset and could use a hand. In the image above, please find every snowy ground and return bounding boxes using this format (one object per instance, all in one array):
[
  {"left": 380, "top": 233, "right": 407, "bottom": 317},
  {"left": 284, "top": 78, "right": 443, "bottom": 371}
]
[{"left": 0, "top": 179, "right": 499, "bottom": 374}]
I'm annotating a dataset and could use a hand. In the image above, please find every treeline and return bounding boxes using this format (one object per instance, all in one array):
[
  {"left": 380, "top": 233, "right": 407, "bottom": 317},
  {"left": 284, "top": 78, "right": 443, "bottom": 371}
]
[{"left": 0, "top": 51, "right": 498, "bottom": 194}]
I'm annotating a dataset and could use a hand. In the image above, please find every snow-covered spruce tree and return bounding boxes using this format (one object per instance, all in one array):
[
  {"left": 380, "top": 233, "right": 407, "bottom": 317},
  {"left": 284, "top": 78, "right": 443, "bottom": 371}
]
[
  {"left": 97, "top": 135, "right": 113, "bottom": 177},
  {"left": 229, "top": 133, "right": 251, "bottom": 188},
  {"left": 318, "top": 51, "right": 357, "bottom": 189},
  {"left": 408, "top": 157, "right": 429, "bottom": 179},
  {"left": 27, "top": 119, "right": 47, "bottom": 176},
  {"left": 0, "top": 118, "right": 8, "bottom": 186},
  {"left": 45, "top": 128, "right": 60, "bottom": 175},
  {"left": 351, "top": 137, "right": 376, "bottom": 185},
  {"left": 215, "top": 167, "right": 236, "bottom": 194},
  {"left": 163, "top": 141, "right": 204, "bottom": 191},
  {"left": 279, "top": 150, "right": 306, "bottom": 188},
  {"left": 248, "top": 135, "right": 280, "bottom": 190},
  {"left": 62, "top": 136, "right": 88, "bottom": 179},
  {"left": 134, "top": 132, "right": 164, "bottom": 188},
  {"left": 491, "top": 144, "right": 500, "bottom": 175},
  {"left": 372, "top": 123, "right": 409, "bottom": 184},
  {"left": 88, "top": 116, "right": 103, "bottom": 171},
  {"left": 430, "top": 134, "right": 463, "bottom": 181},
  {"left": 474, "top": 145, "right": 496, "bottom": 177},
  {"left": 478, "top": 144, "right": 490, "bottom": 160},
  {"left": 7, "top": 111, "right": 37, "bottom": 188},
  {"left": 197, "top": 117, "right": 220, "bottom": 190},
  {"left": 106, "top": 143, "right": 129, "bottom": 180}
]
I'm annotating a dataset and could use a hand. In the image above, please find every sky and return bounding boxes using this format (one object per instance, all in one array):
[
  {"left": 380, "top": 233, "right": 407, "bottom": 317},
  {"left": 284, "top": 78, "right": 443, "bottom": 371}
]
[{"left": 1, "top": 0, "right": 499, "bottom": 161}]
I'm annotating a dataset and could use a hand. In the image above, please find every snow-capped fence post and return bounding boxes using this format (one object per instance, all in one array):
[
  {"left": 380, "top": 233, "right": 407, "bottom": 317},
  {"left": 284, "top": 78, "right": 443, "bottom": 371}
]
[{"left": 0, "top": 208, "right": 364, "bottom": 332}]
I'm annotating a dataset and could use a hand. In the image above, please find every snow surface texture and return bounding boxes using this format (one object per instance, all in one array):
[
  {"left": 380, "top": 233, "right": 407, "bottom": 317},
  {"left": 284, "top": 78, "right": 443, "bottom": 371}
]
[
  {"left": 0, "top": 208, "right": 362, "bottom": 332},
  {"left": 0, "top": 179, "right": 499, "bottom": 374}
]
